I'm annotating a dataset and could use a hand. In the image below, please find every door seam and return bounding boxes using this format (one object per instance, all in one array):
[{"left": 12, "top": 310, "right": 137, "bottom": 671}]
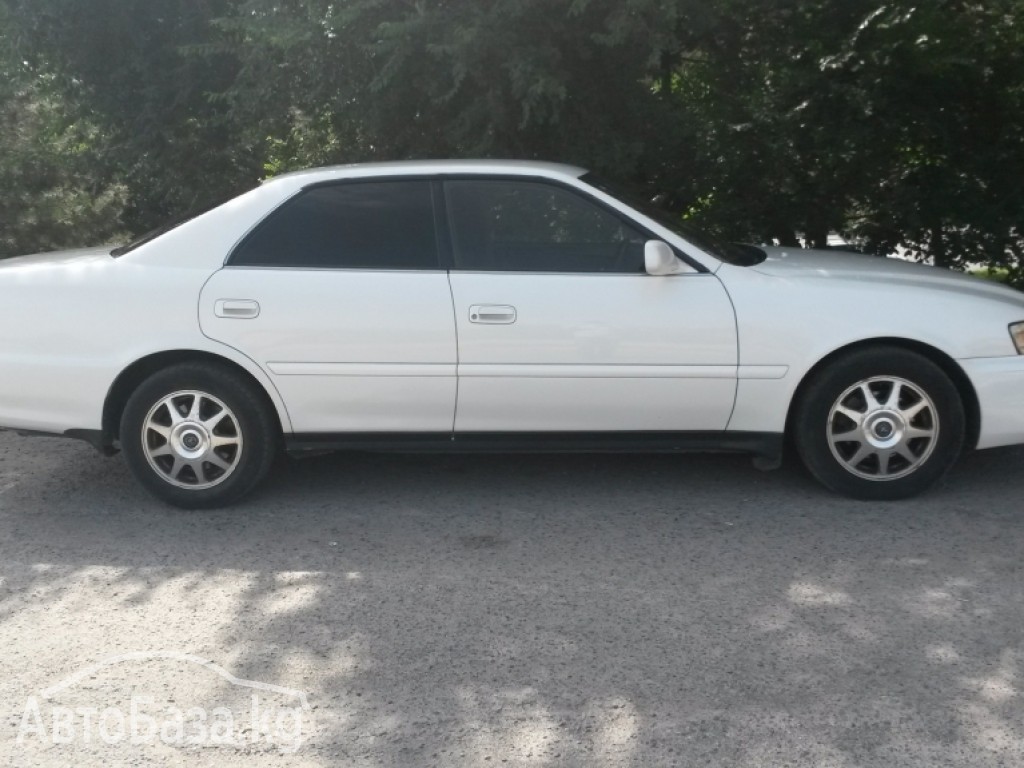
[{"left": 446, "top": 270, "right": 460, "bottom": 437}]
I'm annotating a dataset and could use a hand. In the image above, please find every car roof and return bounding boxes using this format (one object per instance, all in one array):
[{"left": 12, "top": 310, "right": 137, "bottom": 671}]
[{"left": 264, "top": 159, "right": 588, "bottom": 187}]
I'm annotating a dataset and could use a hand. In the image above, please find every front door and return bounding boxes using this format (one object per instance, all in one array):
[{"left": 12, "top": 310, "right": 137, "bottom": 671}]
[{"left": 444, "top": 178, "right": 738, "bottom": 433}]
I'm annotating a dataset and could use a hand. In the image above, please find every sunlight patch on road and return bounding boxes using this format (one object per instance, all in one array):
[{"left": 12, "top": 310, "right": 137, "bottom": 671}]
[
  {"left": 957, "top": 650, "right": 1024, "bottom": 759},
  {"left": 962, "top": 649, "right": 1018, "bottom": 703},
  {"left": 880, "top": 556, "right": 930, "bottom": 567},
  {"left": 787, "top": 581, "right": 852, "bottom": 606},
  {"left": 455, "top": 685, "right": 563, "bottom": 765},
  {"left": 261, "top": 571, "right": 326, "bottom": 615},
  {"left": 924, "top": 642, "right": 961, "bottom": 664},
  {"left": 0, "top": 472, "right": 20, "bottom": 495},
  {"left": 910, "top": 587, "right": 969, "bottom": 619},
  {"left": 586, "top": 696, "right": 639, "bottom": 754},
  {"left": 959, "top": 700, "right": 1024, "bottom": 757}
]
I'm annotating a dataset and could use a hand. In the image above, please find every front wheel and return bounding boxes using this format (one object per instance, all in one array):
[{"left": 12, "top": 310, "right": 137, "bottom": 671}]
[
  {"left": 120, "top": 362, "right": 278, "bottom": 508},
  {"left": 793, "top": 347, "right": 966, "bottom": 500}
]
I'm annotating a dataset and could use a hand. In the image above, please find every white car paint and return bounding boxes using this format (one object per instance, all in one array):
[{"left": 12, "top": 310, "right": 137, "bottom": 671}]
[
  {"left": 0, "top": 159, "right": 1023, "bottom": 466},
  {"left": 447, "top": 271, "right": 738, "bottom": 432},
  {"left": 0, "top": 246, "right": 292, "bottom": 436},
  {"left": 199, "top": 268, "right": 458, "bottom": 433},
  {"left": 720, "top": 248, "right": 1024, "bottom": 446}
]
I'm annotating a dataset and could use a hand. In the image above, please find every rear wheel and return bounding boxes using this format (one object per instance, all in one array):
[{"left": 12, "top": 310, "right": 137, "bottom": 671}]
[
  {"left": 120, "top": 362, "right": 278, "bottom": 508},
  {"left": 793, "top": 347, "right": 965, "bottom": 500}
]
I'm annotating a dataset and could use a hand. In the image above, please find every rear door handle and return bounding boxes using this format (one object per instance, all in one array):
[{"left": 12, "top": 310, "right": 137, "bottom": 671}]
[
  {"left": 215, "top": 299, "right": 260, "bottom": 319},
  {"left": 469, "top": 305, "right": 517, "bottom": 325}
]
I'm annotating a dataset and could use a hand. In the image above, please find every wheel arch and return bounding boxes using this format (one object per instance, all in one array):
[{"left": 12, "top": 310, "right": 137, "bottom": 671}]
[
  {"left": 786, "top": 338, "right": 981, "bottom": 451},
  {"left": 102, "top": 350, "right": 289, "bottom": 450}
]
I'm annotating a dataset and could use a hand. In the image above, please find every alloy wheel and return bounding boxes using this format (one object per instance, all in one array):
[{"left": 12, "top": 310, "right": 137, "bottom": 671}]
[
  {"left": 827, "top": 376, "right": 939, "bottom": 481},
  {"left": 142, "top": 390, "right": 243, "bottom": 489}
]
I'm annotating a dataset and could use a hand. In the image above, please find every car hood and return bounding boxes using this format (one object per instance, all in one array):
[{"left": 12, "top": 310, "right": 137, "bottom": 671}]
[
  {"left": 753, "top": 246, "right": 1024, "bottom": 308},
  {"left": 0, "top": 246, "right": 114, "bottom": 272}
]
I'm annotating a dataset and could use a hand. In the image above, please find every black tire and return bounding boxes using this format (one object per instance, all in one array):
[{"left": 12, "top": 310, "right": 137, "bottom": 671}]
[
  {"left": 793, "top": 347, "right": 965, "bottom": 500},
  {"left": 120, "top": 362, "right": 279, "bottom": 509}
]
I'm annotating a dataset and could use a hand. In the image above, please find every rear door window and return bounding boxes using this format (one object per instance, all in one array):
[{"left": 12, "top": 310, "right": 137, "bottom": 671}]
[{"left": 230, "top": 181, "right": 439, "bottom": 269}]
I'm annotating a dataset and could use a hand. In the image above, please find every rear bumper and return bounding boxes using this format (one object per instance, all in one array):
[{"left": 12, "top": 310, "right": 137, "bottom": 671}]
[{"left": 961, "top": 356, "right": 1024, "bottom": 449}]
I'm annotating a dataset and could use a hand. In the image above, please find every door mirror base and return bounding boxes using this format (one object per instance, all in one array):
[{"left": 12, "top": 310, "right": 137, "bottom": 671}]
[{"left": 645, "top": 240, "right": 690, "bottom": 276}]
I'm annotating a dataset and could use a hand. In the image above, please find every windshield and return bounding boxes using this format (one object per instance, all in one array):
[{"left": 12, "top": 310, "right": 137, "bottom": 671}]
[
  {"left": 580, "top": 173, "right": 765, "bottom": 267},
  {"left": 110, "top": 186, "right": 257, "bottom": 257}
]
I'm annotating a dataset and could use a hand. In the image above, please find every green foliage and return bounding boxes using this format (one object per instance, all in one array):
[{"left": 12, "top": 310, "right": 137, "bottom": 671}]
[
  {"left": 971, "top": 267, "right": 1012, "bottom": 285},
  {"left": 2, "top": 0, "right": 261, "bottom": 235},
  {"left": 0, "top": 0, "right": 1022, "bottom": 286},
  {"left": 0, "top": 41, "right": 128, "bottom": 255}
]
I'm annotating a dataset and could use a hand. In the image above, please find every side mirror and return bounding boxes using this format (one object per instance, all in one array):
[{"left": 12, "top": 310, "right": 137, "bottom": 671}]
[{"left": 644, "top": 240, "right": 688, "bottom": 276}]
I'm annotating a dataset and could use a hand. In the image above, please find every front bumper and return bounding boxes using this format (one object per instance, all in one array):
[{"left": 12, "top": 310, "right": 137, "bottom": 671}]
[{"left": 960, "top": 356, "right": 1024, "bottom": 449}]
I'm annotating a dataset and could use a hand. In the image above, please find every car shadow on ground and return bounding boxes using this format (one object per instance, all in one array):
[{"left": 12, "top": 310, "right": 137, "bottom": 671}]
[{"left": 1, "top": 437, "right": 1023, "bottom": 765}]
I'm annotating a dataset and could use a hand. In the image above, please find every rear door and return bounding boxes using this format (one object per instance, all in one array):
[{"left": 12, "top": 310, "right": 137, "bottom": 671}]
[{"left": 199, "top": 179, "right": 457, "bottom": 434}]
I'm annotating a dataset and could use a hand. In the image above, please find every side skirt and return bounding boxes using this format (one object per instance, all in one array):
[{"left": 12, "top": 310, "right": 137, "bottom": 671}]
[
  {"left": 5, "top": 428, "right": 784, "bottom": 465},
  {"left": 285, "top": 431, "right": 784, "bottom": 460}
]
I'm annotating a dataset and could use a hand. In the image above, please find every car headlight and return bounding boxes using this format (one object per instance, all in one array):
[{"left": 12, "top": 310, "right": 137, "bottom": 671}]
[{"left": 1011, "top": 322, "right": 1024, "bottom": 354}]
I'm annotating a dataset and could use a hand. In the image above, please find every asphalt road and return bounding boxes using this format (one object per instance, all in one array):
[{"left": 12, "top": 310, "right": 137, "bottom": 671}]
[{"left": 0, "top": 429, "right": 1022, "bottom": 767}]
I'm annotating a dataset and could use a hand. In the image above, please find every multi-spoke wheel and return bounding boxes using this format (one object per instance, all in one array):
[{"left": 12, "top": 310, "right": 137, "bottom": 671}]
[
  {"left": 794, "top": 347, "right": 965, "bottom": 500},
  {"left": 143, "top": 391, "right": 243, "bottom": 489},
  {"left": 827, "top": 377, "right": 939, "bottom": 481},
  {"left": 121, "top": 363, "right": 278, "bottom": 508}
]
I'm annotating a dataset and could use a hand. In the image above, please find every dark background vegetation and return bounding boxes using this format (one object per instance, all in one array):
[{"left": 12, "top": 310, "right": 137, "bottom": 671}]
[{"left": 1, "top": 0, "right": 1022, "bottom": 284}]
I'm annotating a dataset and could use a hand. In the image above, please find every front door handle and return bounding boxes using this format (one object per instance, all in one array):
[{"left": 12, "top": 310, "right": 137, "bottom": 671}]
[
  {"left": 469, "top": 305, "right": 517, "bottom": 325},
  {"left": 215, "top": 299, "right": 261, "bottom": 319}
]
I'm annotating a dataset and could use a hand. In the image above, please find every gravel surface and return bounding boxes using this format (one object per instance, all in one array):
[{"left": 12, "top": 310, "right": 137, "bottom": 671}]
[{"left": 0, "top": 429, "right": 1022, "bottom": 767}]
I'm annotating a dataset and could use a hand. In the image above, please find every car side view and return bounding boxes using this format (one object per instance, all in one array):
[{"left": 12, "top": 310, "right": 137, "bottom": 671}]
[{"left": 1, "top": 160, "right": 1022, "bottom": 507}]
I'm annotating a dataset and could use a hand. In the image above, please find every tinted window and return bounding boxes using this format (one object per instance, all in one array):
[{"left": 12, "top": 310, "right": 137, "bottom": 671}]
[
  {"left": 446, "top": 180, "right": 646, "bottom": 273},
  {"left": 230, "top": 181, "right": 439, "bottom": 269}
]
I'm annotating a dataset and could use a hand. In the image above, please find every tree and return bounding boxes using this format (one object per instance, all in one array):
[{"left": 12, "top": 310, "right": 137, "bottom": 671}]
[
  {"left": 665, "top": 0, "right": 1024, "bottom": 283},
  {"left": 0, "top": 7, "right": 127, "bottom": 256},
  {"left": 1, "top": 0, "right": 1021, "bottom": 286},
  {"left": 2, "top": 0, "right": 259, "bottom": 235}
]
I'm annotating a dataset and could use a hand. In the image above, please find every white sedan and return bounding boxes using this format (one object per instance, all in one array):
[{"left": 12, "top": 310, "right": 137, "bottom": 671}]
[{"left": 1, "top": 160, "right": 1022, "bottom": 507}]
